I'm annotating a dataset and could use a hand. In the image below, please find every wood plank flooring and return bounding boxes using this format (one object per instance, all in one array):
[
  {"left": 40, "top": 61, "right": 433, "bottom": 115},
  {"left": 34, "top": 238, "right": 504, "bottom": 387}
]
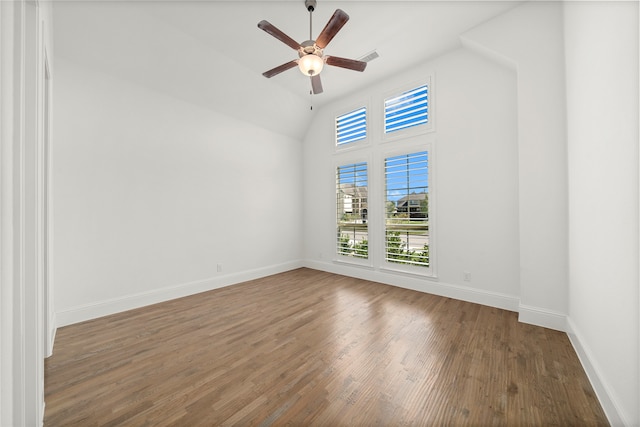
[{"left": 44, "top": 268, "right": 609, "bottom": 426}]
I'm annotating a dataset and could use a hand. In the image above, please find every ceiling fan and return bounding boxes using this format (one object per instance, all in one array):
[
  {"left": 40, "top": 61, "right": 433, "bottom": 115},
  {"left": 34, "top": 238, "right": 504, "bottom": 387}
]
[{"left": 258, "top": 0, "right": 367, "bottom": 95}]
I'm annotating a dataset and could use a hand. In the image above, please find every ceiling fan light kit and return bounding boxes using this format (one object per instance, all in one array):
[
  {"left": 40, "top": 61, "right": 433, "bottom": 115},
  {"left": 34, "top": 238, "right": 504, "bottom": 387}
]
[
  {"left": 298, "top": 53, "right": 324, "bottom": 76},
  {"left": 258, "top": 0, "right": 367, "bottom": 95}
]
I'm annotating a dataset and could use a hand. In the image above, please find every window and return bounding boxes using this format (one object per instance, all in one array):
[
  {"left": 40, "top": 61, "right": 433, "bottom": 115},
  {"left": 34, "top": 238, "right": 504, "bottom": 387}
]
[
  {"left": 331, "top": 78, "right": 434, "bottom": 275},
  {"left": 384, "top": 85, "right": 428, "bottom": 134},
  {"left": 384, "top": 151, "right": 429, "bottom": 268},
  {"left": 336, "top": 162, "right": 368, "bottom": 259},
  {"left": 336, "top": 107, "right": 367, "bottom": 146}
]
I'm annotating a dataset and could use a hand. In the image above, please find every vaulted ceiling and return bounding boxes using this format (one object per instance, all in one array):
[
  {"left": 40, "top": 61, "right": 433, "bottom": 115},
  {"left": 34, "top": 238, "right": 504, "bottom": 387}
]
[{"left": 53, "top": 1, "right": 520, "bottom": 139}]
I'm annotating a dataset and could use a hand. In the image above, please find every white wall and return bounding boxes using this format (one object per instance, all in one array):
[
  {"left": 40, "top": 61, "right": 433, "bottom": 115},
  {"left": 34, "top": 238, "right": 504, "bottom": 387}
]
[
  {"left": 53, "top": 58, "right": 303, "bottom": 326},
  {"left": 461, "top": 1, "right": 569, "bottom": 330},
  {"left": 303, "top": 46, "right": 521, "bottom": 310},
  {"left": 564, "top": 2, "right": 639, "bottom": 426}
]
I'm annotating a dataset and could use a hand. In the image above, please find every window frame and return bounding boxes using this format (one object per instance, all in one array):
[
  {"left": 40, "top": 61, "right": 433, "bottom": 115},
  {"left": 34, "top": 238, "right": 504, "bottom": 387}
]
[
  {"left": 379, "top": 141, "right": 436, "bottom": 278},
  {"left": 328, "top": 76, "right": 436, "bottom": 278},
  {"left": 381, "top": 78, "right": 434, "bottom": 144},
  {"left": 333, "top": 154, "right": 373, "bottom": 268},
  {"left": 335, "top": 102, "right": 371, "bottom": 152}
]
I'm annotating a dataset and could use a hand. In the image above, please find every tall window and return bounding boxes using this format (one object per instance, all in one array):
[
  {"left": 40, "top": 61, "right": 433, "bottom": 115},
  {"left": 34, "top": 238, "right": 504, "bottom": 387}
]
[
  {"left": 336, "top": 162, "right": 368, "bottom": 259},
  {"left": 336, "top": 107, "right": 367, "bottom": 146},
  {"left": 384, "top": 85, "right": 428, "bottom": 134},
  {"left": 384, "top": 151, "right": 429, "bottom": 267}
]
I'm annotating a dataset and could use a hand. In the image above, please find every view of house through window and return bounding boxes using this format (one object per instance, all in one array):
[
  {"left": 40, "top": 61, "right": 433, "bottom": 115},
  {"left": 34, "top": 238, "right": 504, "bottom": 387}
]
[
  {"left": 336, "top": 162, "right": 368, "bottom": 258},
  {"left": 385, "top": 151, "right": 429, "bottom": 267}
]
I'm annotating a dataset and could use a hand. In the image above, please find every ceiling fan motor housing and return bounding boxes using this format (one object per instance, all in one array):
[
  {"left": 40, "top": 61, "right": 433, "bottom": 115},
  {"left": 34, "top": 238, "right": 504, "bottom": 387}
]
[{"left": 299, "top": 40, "right": 323, "bottom": 57}]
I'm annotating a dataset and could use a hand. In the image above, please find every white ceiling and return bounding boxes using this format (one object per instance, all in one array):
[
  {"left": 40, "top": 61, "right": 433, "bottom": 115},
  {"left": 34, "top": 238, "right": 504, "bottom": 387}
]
[{"left": 52, "top": 1, "right": 519, "bottom": 139}]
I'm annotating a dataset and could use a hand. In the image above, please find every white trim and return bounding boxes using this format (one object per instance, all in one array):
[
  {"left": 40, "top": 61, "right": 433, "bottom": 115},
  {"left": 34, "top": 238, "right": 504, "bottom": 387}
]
[
  {"left": 332, "top": 256, "right": 372, "bottom": 269},
  {"left": 566, "top": 317, "right": 628, "bottom": 427},
  {"left": 304, "top": 260, "right": 519, "bottom": 313},
  {"left": 15, "top": 0, "right": 28, "bottom": 423},
  {"left": 517, "top": 303, "right": 567, "bottom": 332},
  {"left": 56, "top": 260, "right": 304, "bottom": 327},
  {"left": 1, "top": 2, "right": 53, "bottom": 422},
  {"left": 379, "top": 265, "right": 438, "bottom": 281},
  {"left": 22, "top": 1, "right": 46, "bottom": 424},
  {"left": 41, "top": 44, "right": 53, "bottom": 359},
  {"left": 0, "top": 1, "right": 16, "bottom": 423},
  {"left": 332, "top": 259, "right": 375, "bottom": 270},
  {"left": 16, "top": 0, "right": 27, "bottom": 420}
]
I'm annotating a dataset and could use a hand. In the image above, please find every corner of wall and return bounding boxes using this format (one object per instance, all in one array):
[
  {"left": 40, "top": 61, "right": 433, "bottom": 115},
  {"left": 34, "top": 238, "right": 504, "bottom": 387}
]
[
  {"left": 458, "top": 35, "right": 517, "bottom": 71},
  {"left": 517, "top": 303, "right": 567, "bottom": 332},
  {"left": 566, "top": 317, "right": 628, "bottom": 427}
]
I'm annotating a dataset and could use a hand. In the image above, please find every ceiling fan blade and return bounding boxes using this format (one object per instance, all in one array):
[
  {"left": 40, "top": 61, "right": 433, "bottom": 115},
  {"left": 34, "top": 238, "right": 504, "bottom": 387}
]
[
  {"left": 258, "top": 20, "right": 301, "bottom": 51},
  {"left": 315, "top": 9, "right": 349, "bottom": 49},
  {"left": 262, "top": 60, "right": 298, "bottom": 78},
  {"left": 325, "top": 56, "right": 367, "bottom": 72},
  {"left": 311, "top": 75, "right": 323, "bottom": 94}
]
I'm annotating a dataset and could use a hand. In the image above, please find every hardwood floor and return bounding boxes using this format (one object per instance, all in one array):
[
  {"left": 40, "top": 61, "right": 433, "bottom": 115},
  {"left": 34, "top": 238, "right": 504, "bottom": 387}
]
[{"left": 44, "top": 268, "right": 608, "bottom": 426}]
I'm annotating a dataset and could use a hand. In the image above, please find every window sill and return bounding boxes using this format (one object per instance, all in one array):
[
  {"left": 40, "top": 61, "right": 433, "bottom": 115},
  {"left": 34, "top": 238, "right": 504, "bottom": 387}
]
[
  {"left": 379, "top": 265, "right": 438, "bottom": 281},
  {"left": 332, "top": 258, "right": 375, "bottom": 270}
]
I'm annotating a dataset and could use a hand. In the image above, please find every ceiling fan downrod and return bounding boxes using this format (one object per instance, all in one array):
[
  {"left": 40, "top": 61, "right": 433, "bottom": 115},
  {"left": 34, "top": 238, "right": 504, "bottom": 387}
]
[{"left": 305, "top": 0, "right": 316, "bottom": 40}]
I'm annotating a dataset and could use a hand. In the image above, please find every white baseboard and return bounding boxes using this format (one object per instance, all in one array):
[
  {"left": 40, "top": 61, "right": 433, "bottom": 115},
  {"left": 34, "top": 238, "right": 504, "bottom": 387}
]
[
  {"left": 55, "top": 261, "right": 567, "bottom": 335},
  {"left": 56, "top": 260, "right": 304, "bottom": 327},
  {"left": 566, "top": 317, "right": 627, "bottom": 427},
  {"left": 518, "top": 303, "right": 567, "bottom": 332},
  {"left": 304, "top": 259, "right": 520, "bottom": 313}
]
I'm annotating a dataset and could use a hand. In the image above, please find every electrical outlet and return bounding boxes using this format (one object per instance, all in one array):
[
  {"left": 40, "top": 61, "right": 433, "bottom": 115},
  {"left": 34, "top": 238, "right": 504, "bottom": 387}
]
[
  {"left": 217, "top": 264, "right": 223, "bottom": 273},
  {"left": 463, "top": 271, "right": 471, "bottom": 282}
]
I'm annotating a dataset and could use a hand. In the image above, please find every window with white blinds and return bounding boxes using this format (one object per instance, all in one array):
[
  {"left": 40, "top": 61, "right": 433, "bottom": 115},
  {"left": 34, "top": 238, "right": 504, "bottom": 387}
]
[
  {"left": 336, "top": 162, "right": 368, "bottom": 259},
  {"left": 336, "top": 107, "right": 367, "bottom": 146},
  {"left": 384, "top": 151, "right": 429, "bottom": 267},
  {"left": 384, "top": 85, "right": 428, "bottom": 134}
]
